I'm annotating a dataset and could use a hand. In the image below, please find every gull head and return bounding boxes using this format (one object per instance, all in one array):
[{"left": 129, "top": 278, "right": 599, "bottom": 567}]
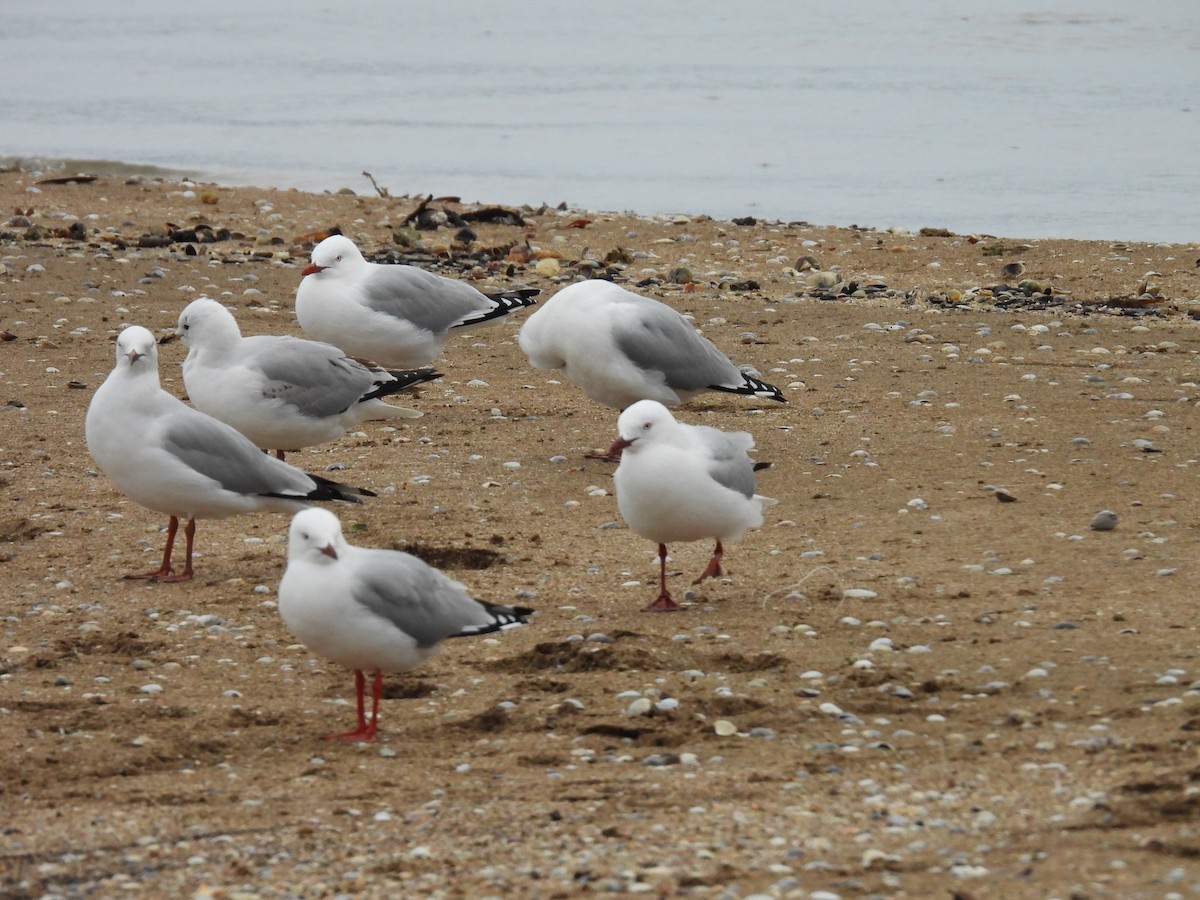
[
  {"left": 115, "top": 325, "right": 159, "bottom": 369},
  {"left": 176, "top": 297, "right": 241, "bottom": 348},
  {"left": 612, "top": 399, "right": 677, "bottom": 455},
  {"left": 288, "top": 508, "right": 345, "bottom": 563},
  {"left": 303, "top": 234, "right": 363, "bottom": 278}
]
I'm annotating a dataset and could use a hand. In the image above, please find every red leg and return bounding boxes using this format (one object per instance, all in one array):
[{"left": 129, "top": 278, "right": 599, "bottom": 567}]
[
  {"left": 124, "top": 516, "right": 179, "bottom": 580},
  {"left": 153, "top": 518, "right": 197, "bottom": 583},
  {"left": 643, "top": 543, "right": 682, "bottom": 612},
  {"left": 325, "top": 669, "right": 381, "bottom": 742},
  {"left": 365, "top": 671, "right": 383, "bottom": 741},
  {"left": 693, "top": 540, "right": 724, "bottom": 584}
]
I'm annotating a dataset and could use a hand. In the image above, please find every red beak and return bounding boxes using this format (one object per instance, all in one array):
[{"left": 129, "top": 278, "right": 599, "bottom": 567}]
[
  {"left": 320, "top": 544, "right": 338, "bottom": 559},
  {"left": 607, "top": 437, "right": 633, "bottom": 458},
  {"left": 302, "top": 263, "right": 325, "bottom": 277}
]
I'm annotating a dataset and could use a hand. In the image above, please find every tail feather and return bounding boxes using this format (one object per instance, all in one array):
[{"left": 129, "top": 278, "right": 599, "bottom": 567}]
[
  {"left": 710, "top": 372, "right": 786, "bottom": 403},
  {"left": 454, "top": 288, "right": 540, "bottom": 329}
]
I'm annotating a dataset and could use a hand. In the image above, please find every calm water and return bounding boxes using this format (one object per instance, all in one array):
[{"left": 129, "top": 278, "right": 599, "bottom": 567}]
[{"left": 2, "top": 1, "right": 1198, "bottom": 242}]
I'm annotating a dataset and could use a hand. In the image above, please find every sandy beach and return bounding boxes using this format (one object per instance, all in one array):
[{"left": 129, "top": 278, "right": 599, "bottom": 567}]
[{"left": 2, "top": 168, "right": 1200, "bottom": 898}]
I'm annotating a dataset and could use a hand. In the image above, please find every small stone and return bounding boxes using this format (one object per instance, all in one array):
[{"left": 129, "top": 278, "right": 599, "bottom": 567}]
[
  {"left": 626, "top": 698, "right": 653, "bottom": 716},
  {"left": 843, "top": 588, "right": 877, "bottom": 600},
  {"left": 1090, "top": 510, "right": 1118, "bottom": 531},
  {"left": 714, "top": 719, "right": 738, "bottom": 736},
  {"left": 643, "top": 753, "right": 680, "bottom": 767}
]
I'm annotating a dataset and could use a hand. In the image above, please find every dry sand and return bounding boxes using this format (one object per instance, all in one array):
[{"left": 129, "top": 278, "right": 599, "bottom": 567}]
[{"left": 2, "top": 169, "right": 1200, "bottom": 898}]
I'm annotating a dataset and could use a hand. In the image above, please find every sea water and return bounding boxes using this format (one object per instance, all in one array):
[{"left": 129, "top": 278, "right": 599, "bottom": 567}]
[{"left": 1, "top": 0, "right": 1197, "bottom": 242}]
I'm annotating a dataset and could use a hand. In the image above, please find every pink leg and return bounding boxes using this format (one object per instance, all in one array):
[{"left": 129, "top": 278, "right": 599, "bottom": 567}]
[
  {"left": 325, "top": 669, "right": 382, "bottom": 742},
  {"left": 693, "top": 540, "right": 724, "bottom": 584},
  {"left": 153, "top": 518, "right": 197, "bottom": 583},
  {"left": 643, "top": 543, "right": 682, "bottom": 612},
  {"left": 124, "top": 516, "right": 180, "bottom": 580}
]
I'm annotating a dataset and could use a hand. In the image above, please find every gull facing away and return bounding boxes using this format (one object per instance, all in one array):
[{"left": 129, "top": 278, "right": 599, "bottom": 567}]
[
  {"left": 177, "top": 297, "right": 439, "bottom": 458},
  {"left": 518, "top": 280, "right": 786, "bottom": 410},
  {"left": 84, "top": 326, "right": 373, "bottom": 583},
  {"left": 609, "top": 400, "right": 776, "bottom": 611},
  {"left": 279, "top": 508, "right": 534, "bottom": 742},
  {"left": 295, "top": 234, "right": 539, "bottom": 368}
]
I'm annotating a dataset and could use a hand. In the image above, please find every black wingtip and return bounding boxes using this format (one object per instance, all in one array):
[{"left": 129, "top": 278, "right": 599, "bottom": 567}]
[
  {"left": 709, "top": 373, "right": 787, "bottom": 403},
  {"left": 454, "top": 289, "right": 540, "bottom": 329},
  {"left": 385, "top": 366, "right": 442, "bottom": 386},
  {"left": 488, "top": 288, "right": 540, "bottom": 303},
  {"left": 362, "top": 367, "right": 442, "bottom": 401},
  {"left": 307, "top": 474, "right": 375, "bottom": 503},
  {"left": 450, "top": 601, "right": 535, "bottom": 639}
]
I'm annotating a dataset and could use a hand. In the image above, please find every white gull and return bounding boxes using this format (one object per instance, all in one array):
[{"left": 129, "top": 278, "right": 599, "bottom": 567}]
[
  {"left": 278, "top": 508, "right": 534, "bottom": 742},
  {"left": 295, "top": 234, "right": 538, "bottom": 367},
  {"left": 609, "top": 400, "right": 776, "bottom": 611},
  {"left": 518, "top": 280, "right": 785, "bottom": 410},
  {"left": 177, "top": 297, "right": 439, "bottom": 457},
  {"left": 84, "top": 326, "right": 372, "bottom": 582}
]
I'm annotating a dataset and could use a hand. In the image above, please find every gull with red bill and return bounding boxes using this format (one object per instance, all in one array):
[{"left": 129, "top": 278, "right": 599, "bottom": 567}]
[
  {"left": 609, "top": 400, "right": 776, "bottom": 611},
  {"left": 278, "top": 508, "right": 534, "bottom": 742},
  {"left": 177, "top": 297, "right": 439, "bottom": 458},
  {"left": 84, "top": 327, "right": 373, "bottom": 583},
  {"left": 295, "top": 234, "right": 538, "bottom": 368}
]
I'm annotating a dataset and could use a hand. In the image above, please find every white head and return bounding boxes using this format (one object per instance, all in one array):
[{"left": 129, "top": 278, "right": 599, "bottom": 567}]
[
  {"left": 303, "top": 234, "right": 365, "bottom": 278},
  {"left": 114, "top": 325, "right": 160, "bottom": 372},
  {"left": 287, "top": 508, "right": 346, "bottom": 564},
  {"left": 610, "top": 400, "right": 677, "bottom": 455},
  {"left": 176, "top": 297, "right": 241, "bottom": 349}
]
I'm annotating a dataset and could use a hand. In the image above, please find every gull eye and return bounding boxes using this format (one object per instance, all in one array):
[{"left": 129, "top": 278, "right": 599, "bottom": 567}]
[{"left": 643, "top": 421, "right": 652, "bottom": 430}]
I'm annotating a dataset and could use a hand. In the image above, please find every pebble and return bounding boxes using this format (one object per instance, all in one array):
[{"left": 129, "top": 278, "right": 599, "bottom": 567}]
[
  {"left": 626, "top": 698, "right": 653, "bottom": 716},
  {"left": 842, "top": 588, "right": 877, "bottom": 600},
  {"left": 1090, "top": 510, "right": 1118, "bottom": 531},
  {"left": 642, "top": 753, "right": 680, "bottom": 767}
]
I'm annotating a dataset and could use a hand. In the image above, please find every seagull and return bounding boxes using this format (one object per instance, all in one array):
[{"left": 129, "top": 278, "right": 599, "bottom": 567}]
[
  {"left": 608, "top": 400, "right": 776, "bottom": 611},
  {"left": 278, "top": 508, "right": 534, "bottom": 742},
  {"left": 518, "top": 280, "right": 786, "bottom": 410},
  {"left": 84, "top": 326, "right": 373, "bottom": 583},
  {"left": 295, "top": 234, "right": 539, "bottom": 367},
  {"left": 177, "top": 297, "right": 439, "bottom": 458}
]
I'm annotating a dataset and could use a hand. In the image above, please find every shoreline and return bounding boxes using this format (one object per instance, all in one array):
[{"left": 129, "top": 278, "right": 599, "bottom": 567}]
[{"left": 5, "top": 156, "right": 1197, "bottom": 248}]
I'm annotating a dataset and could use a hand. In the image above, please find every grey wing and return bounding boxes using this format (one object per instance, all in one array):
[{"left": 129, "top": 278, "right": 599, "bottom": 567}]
[
  {"left": 613, "top": 302, "right": 740, "bottom": 392},
  {"left": 695, "top": 426, "right": 757, "bottom": 498},
  {"left": 247, "top": 335, "right": 372, "bottom": 418},
  {"left": 351, "top": 550, "right": 494, "bottom": 648},
  {"left": 160, "top": 411, "right": 314, "bottom": 496},
  {"left": 362, "top": 265, "right": 489, "bottom": 335}
]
